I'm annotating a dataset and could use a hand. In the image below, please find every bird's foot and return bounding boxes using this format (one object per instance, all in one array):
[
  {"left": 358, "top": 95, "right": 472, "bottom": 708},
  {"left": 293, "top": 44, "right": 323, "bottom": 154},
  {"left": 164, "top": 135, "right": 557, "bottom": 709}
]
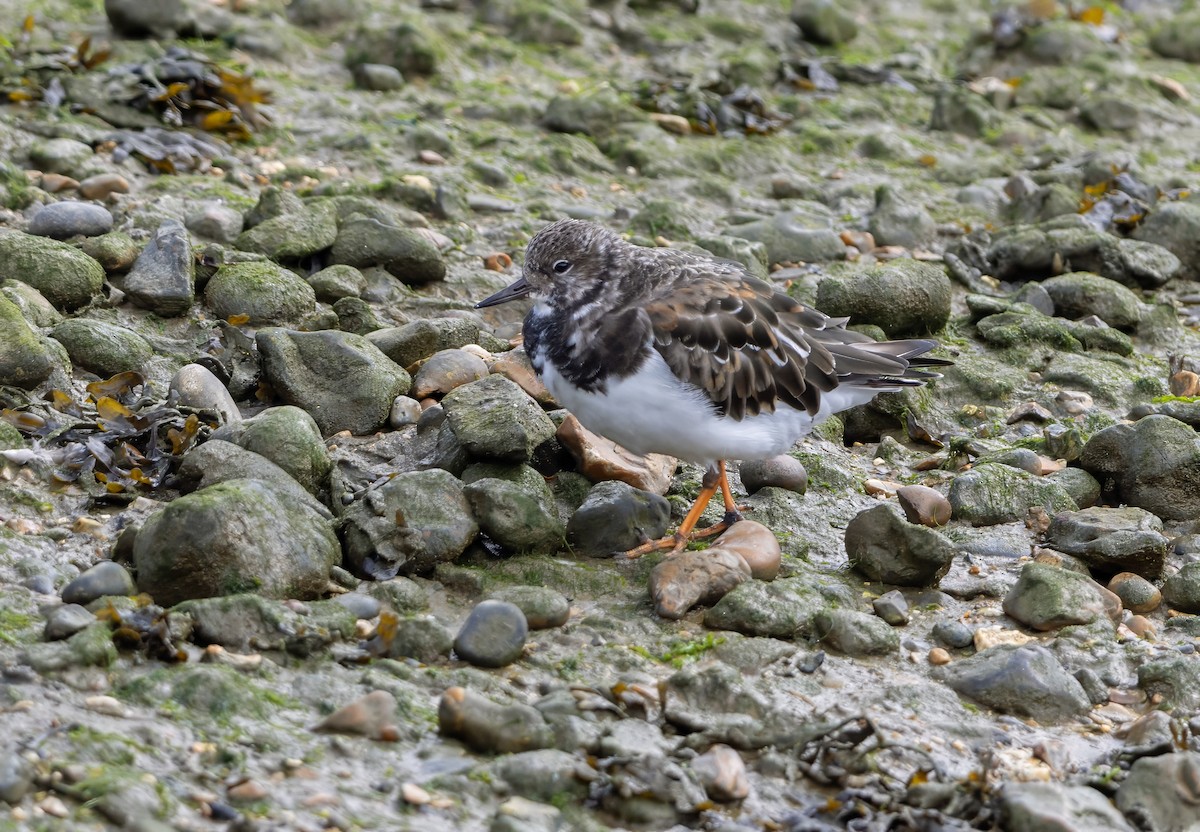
[{"left": 620, "top": 511, "right": 745, "bottom": 559}]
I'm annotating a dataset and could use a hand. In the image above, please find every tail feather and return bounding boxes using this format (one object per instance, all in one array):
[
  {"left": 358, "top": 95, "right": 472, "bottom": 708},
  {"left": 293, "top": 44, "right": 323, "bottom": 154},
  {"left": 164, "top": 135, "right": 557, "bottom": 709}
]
[{"left": 827, "top": 337, "right": 951, "bottom": 389}]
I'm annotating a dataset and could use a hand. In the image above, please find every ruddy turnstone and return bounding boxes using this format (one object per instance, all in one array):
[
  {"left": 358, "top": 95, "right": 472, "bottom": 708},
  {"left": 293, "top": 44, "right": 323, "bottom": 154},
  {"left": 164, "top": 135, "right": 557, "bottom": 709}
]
[{"left": 477, "top": 219, "right": 948, "bottom": 556}]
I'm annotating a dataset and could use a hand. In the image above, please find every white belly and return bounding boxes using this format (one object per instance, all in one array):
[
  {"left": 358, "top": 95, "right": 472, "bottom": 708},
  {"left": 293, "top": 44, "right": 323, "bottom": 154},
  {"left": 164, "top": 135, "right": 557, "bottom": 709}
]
[{"left": 539, "top": 350, "right": 873, "bottom": 466}]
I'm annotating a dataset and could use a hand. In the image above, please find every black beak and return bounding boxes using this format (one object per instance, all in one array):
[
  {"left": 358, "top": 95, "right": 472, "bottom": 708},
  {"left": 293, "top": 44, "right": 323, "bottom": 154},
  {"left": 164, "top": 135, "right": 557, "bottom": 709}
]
[{"left": 475, "top": 276, "right": 532, "bottom": 308}]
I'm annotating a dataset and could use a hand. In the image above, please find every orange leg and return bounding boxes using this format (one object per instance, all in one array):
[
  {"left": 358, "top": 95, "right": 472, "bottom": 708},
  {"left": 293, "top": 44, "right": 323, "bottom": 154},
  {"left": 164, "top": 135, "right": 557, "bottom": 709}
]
[{"left": 623, "top": 461, "right": 746, "bottom": 558}]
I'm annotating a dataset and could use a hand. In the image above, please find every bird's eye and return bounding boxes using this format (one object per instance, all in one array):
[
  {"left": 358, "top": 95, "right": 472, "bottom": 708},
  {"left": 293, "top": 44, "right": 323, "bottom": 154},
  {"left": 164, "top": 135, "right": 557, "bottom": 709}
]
[{"left": 552, "top": 260, "right": 571, "bottom": 274}]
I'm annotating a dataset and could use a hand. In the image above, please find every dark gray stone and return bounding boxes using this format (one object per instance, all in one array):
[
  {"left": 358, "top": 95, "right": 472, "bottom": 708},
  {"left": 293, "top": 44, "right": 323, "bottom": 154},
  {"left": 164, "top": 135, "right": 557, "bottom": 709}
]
[
  {"left": 329, "top": 215, "right": 446, "bottom": 284},
  {"left": 1117, "top": 753, "right": 1200, "bottom": 832},
  {"left": 43, "top": 603, "right": 95, "bottom": 640},
  {"left": 845, "top": 503, "right": 956, "bottom": 586},
  {"left": 1045, "top": 506, "right": 1169, "bottom": 579},
  {"left": 489, "top": 586, "right": 569, "bottom": 629},
  {"left": 341, "top": 469, "right": 477, "bottom": 578},
  {"left": 816, "top": 259, "right": 951, "bottom": 337},
  {"left": 1080, "top": 416, "right": 1200, "bottom": 521},
  {"left": 1002, "top": 562, "right": 1117, "bottom": 632},
  {"left": 940, "top": 644, "right": 1091, "bottom": 721},
  {"left": 1000, "top": 783, "right": 1135, "bottom": 832},
  {"left": 567, "top": 480, "right": 670, "bottom": 557},
  {"left": 814, "top": 608, "right": 899, "bottom": 655},
  {"left": 1162, "top": 562, "right": 1200, "bottom": 614},
  {"left": 948, "top": 463, "right": 1076, "bottom": 526},
  {"left": 441, "top": 375, "right": 555, "bottom": 463},
  {"left": 28, "top": 201, "right": 114, "bottom": 239},
  {"left": 51, "top": 318, "right": 153, "bottom": 377},
  {"left": 124, "top": 220, "right": 195, "bottom": 317},
  {"left": 454, "top": 600, "right": 528, "bottom": 667},
  {"left": 872, "top": 590, "right": 910, "bottom": 625},
  {"left": 205, "top": 261, "right": 316, "bottom": 325},
  {"left": 133, "top": 478, "right": 339, "bottom": 606},
  {"left": 739, "top": 455, "right": 807, "bottom": 495},
  {"left": 0, "top": 231, "right": 105, "bottom": 311}
]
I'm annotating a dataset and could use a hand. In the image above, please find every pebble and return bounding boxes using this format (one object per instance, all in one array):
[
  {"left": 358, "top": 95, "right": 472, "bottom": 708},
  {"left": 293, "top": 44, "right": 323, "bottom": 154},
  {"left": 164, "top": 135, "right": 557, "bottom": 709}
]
[
  {"left": 454, "top": 600, "right": 528, "bottom": 667},
  {"left": 738, "top": 455, "right": 808, "bottom": 495},
  {"left": 43, "top": 603, "right": 95, "bottom": 641},
  {"left": 332, "top": 592, "right": 381, "bottom": 620},
  {"left": 1162, "top": 562, "right": 1200, "bottom": 613},
  {"left": 60, "top": 561, "right": 136, "bottom": 604},
  {"left": 566, "top": 479, "right": 671, "bottom": 557},
  {"left": 170, "top": 363, "right": 241, "bottom": 426},
  {"left": 649, "top": 547, "right": 751, "bottom": 620},
  {"left": 411, "top": 348, "right": 489, "bottom": 398},
  {"left": 438, "top": 686, "right": 553, "bottom": 753},
  {"left": 973, "top": 626, "right": 1034, "bottom": 650},
  {"left": 22, "top": 574, "right": 55, "bottom": 595},
  {"left": 895, "top": 484, "right": 952, "bottom": 527},
  {"left": 872, "top": 589, "right": 910, "bottom": 625},
  {"left": 929, "top": 647, "right": 952, "bottom": 665},
  {"left": 709, "top": 519, "right": 781, "bottom": 580},
  {"left": 1056, "top": 390, "right": 1094, "bottom": 415},
  {"left": 1108, "top": 572, "right": 1162, "bottom": 614},
  {"left": 185, "top": 202, "right": 244, "bottom": 243},
  {"left": 38, "top": 173, "right": 79, "bottom": 192},
  {"left": 932, "top": 620, "right": 975, "bottom": 649},
  {"left": 313, "top": 690, "right": 398, "bottom": 741},
  {"left": 227, "top": 780, "right": 269, "bottom": 803},
  {"left": 0, "top": 750, "right": 35, "bottom": 803},
  {"left": 389, "top": 395, "right": 423, "bottom": 427},
  {"left": 78, "top": 173, "right": 130, "bottom": 201},
  {"left": 492, "top": 796, "right": 563, "bottom": 832},
  {"left": 691, "top": 744, "right": 751, "bottom": 801},
  {"left": 28, "top": 201, "right": 114, "bottom": 239},
  {"left": 84, "top": 695, "right": 126, "bottom": 717},
  {"left": 845, "top": 503, "right": 956, "bottom": 586}
]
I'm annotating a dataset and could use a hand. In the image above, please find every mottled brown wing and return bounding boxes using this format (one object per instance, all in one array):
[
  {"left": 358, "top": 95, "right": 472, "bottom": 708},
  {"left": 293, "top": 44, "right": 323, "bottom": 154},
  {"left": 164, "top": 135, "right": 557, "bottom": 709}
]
[{"left": 644, "top": 273, "right": 840, "bottom": 420}]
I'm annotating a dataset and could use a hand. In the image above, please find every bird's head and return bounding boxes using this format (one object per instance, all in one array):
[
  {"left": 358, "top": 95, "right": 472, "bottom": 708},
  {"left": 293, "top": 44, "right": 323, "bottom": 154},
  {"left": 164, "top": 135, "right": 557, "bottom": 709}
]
[{"left": 476, "top": 219, "right": 619, "bottom": 309}]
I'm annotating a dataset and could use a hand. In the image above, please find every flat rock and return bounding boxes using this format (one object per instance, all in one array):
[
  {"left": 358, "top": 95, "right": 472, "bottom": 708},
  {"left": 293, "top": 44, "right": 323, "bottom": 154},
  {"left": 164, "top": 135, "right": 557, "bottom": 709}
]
[
  {"left": 442, "top": 375, "right": 555, "bottom": 463},
  {"left": 28, "top": 201, "right": 113, "bottom": 239},
  {"left": 649, "top": 547, "right": 751, "bottom": 619},
  {"left": 438, "top": 686, "right": 553, "bottom": 753},
  {"left": 1044, "top": 505, "right": 1169, "bottom": 578},
  {"left": 939, "top": 644, "right": 1091, "bottom": 721},
  {"left": 557, "top": 413, "right": 676, "bottom": 494},
  {"left": 1000, "top": 783, "right": 1135, "bottom": 832}
]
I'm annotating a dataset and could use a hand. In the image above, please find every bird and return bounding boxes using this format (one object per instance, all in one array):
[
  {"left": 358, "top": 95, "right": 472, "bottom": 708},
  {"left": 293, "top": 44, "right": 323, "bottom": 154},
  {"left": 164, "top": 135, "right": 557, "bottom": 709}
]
[{"left": 476, "top": 218, "right": 949, "bottom": 557}]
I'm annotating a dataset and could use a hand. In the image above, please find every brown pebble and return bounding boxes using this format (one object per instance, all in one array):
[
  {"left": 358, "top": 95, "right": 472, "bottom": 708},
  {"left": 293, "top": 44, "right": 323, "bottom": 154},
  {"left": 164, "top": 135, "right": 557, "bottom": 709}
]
[
  {"left": 78, "top": 173, "right": 130, "bottom": 200},
  {"left": 483, "top": 252, "right": 512, "bottom": 272},
  {"left": 313, "top": 690, "right": 398, "bottom": 741},
  {"left": 490, "top": 347, "right": 554, "bottom": 406},
  {"left": 39, "top": 173, "right": 79, "bottom": 193},
  {"left": 692, "top": 744, "right": 751, "bottom": 801},
  {"left": 840, "top": 229, "right": 875, "bottom": 252},
  {"left": 739, "top": 455, "right": 807, "bottom": 495},
  {"left": 1126, "top": 615, "right": 1156, "bottom": 639},
  {"left": 418, "top": 149, "right": 447, "bottom": 165},
  {"left": 928, "top": 647, "right": 951, "bottom": 665},
  {"left": 649, "top": 547, "right": 751, "bottom": 619},
  {"left": 227, "top": 780, "right": 268, "bottom": 803},
  {"left": 710, "top": 520, "right": 780, "bottom": 580},
  {"left": 895, "top": 484, "right": 952, "bottom": 527},
  {"left": 1108, "top": 571, "right": 1162, "bottom": 614}
]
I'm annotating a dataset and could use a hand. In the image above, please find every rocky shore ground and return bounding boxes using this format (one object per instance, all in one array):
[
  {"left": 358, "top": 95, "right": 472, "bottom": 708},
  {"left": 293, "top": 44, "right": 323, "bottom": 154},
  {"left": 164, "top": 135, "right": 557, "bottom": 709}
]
[{"left": 2, "top": 0, "right": 1200, "bottom": 829}]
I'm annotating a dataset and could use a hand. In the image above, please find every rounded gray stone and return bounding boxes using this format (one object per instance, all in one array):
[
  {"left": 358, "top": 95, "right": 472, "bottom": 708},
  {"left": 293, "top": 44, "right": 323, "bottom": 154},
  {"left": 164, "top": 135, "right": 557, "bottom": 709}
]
[
  {"left": 739, "top": 455, "right": 807, "bottom": 495},
  {"left": 170, "top": 363, "right": 241, "bottom": 427},
  {"left": 567, "top": 480, "right": 670, "bottom": 557},
  {"left": 43, "top": 603, "right": 96, "bottom": 641},
  {"left": 28, "top": 201, "right": 114, "bottom": 239},
  {"left": 489, "top": 586, "right": 570, "bottom": 629},
  {"left": 454, "top": 600, "right": 528, "bottom": 668},
  {"left": 50, "top": 318, "right": 153, "bottom": 377},
  {"left": 61, "top": 561, "right": 136, "bottom": 604},
  {"left": 816, "top": 258, "right": 952, "bottom": 337}
]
